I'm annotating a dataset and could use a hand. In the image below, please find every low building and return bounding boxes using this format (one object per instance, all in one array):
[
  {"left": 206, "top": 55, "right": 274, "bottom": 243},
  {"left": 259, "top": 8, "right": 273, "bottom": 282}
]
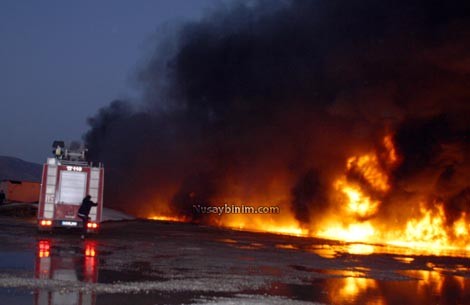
[{"left": 0, "top": 180, "right": 40, "bottom": 203}]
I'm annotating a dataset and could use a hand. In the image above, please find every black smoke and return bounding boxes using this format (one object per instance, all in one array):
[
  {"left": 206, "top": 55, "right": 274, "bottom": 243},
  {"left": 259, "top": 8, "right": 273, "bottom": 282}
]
[
  {"left": 291, "top": 169, "right": 327, "bottom": 225},
  {"left": 85, "top": 0, "right": 470, "bottom": 225}
]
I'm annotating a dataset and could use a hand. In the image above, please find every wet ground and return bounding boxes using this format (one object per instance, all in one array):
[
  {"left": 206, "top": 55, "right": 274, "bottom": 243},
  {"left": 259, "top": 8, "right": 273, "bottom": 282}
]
[{"left": 0, "top": 216, "right": 469, "bottom": 305}]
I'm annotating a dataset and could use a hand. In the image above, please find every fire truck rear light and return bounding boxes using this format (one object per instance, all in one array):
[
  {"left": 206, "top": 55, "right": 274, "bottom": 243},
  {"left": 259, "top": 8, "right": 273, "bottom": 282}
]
[
  {"left": 40, "top": 220, "right": 52, "bottom": 226},
  {"left": 87, "top": 222, "right": 99, "bottom": 229}
]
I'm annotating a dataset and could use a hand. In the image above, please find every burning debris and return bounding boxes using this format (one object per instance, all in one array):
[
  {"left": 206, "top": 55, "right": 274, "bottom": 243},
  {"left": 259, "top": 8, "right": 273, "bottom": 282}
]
[{"left": 84, "top": 0, "right": 470, "bottom": 251}]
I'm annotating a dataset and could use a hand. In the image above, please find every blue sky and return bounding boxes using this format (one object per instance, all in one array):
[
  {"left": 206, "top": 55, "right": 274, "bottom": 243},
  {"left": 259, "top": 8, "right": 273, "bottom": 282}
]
[{"left": 0, "top": 0, "right": 224, "bottom": 162}]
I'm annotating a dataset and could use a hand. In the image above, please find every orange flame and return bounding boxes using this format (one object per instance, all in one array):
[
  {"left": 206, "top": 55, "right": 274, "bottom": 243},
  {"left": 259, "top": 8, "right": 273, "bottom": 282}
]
[
  {"left": 319, "top": 134, "right": 470, "bottom": 253},
  {"left": 147, "top": 133, "right": 470, "bottom": 255},
  {"left": 346, "top": 153, "right": 390, "bottom": 192},
  {"left": 148, "top": 215, "right": 188, "bottom": 222}
]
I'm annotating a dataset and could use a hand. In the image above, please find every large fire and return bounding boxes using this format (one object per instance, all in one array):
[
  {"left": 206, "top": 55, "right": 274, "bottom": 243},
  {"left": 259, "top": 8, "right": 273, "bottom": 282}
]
[
  {"left": 317, "top": 134, "right": 470, "bottom": 253},
  {"left": 148, "top": 134, "right": 470, "bottom": 255}
]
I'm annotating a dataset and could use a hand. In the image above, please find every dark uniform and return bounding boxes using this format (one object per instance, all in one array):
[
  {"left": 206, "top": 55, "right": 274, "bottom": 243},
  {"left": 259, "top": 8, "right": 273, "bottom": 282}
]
[
  {"left": 0, "top": 190, "right": 5, "bottom": 204},
  {"left": 77, "top": 195, "right": 97, "bottom": 238}
]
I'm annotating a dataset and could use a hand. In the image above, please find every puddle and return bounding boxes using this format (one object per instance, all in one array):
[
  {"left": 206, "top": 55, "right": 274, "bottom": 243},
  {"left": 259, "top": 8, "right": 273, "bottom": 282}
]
[
  {"left": 1, "top": 236, "right": 470, "bottom": 304},
  {"left": 393, "top": 256, "right": 415, "bottom": 264},
  {"left": 0, "top": 251, "right": 34, "bottom": 271},
  {"left": 275, "top": 244, "right": 299, "bottom": 250},
  {"left": 0, "top": 238, "right": 262, "bottom": 305},
  {"left": 256, "top": 272, "right": 470, "bottom": 305},
  {"left": 290, "top": 265, "right": 371, "bottom": 278},
  {"left": 0, "top": 288, "right": 33, "bottom": 305},
  {"left": 0, "top": 238, "right": 100, "bottom": 304},
  {"left": 217, "top": 238, "right": 238, "bottom": 244},
  {"left": 326, "top": 274, "right": 470, "bottom": 305},
  {"left": 218, "top": 237, "right": 266, "bottom": 250},
  {"left": 34, "top": 239, "right": 99, "bottom": 305},
  {"left": 308, "top": 242, "right": 470, "bottom": 259}
]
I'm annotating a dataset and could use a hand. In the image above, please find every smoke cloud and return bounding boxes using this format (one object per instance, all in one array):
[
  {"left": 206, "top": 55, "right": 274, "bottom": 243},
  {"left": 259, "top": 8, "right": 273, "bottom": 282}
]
[{"left": 84, "top": 0, "right": 470, "bottom": 227}]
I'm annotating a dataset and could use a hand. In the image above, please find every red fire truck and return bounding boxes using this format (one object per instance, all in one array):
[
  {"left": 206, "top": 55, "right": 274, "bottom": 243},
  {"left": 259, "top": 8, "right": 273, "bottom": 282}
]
[{"left": 37, "top": 141, "right": 104, "bottom": 233}]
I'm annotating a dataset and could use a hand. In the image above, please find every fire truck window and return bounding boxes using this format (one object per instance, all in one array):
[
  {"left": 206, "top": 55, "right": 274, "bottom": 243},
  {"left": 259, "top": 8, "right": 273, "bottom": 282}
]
[{"left": 58, "top": 171, "right": 87, "bottom": 205}]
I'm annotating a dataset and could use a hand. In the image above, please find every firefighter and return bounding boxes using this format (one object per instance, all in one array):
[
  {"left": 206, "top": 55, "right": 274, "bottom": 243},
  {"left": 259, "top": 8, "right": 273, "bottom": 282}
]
[
  {"left": 54, "top": 145, "right": 62, "bottom": 159},
  {"left": 77, "top": 195, "right": 97, "bottom": 239}
]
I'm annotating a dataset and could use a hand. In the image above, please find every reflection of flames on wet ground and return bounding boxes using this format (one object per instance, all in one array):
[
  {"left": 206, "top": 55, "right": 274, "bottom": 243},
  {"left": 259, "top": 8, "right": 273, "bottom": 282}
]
[
  {"left": 305, "top": 265, "right": 469, "bottom": 305},
  {"left": 263, "top": 263, "right": 470, "bottom": 305},
  {"left": 327, "top": 270, "right": 468, "bottom": 305},
  {"left": 330, "top": 277, "right": 383, "bottom": 305},
  {"left": 147, "top": 133, "right": 470, "bottom": 256}
]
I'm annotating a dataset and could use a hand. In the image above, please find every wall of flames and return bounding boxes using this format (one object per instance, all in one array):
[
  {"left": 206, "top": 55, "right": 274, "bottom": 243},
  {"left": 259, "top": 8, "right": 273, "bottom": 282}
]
[{"left": 148, "top": 133, "right": 470, "bottom": 253}]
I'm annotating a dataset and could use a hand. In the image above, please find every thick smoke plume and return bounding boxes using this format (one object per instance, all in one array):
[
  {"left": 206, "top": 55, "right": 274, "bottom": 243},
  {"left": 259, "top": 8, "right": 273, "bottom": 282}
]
[{"left": 85, "top": 0, "right": 470, "bottom": 228}]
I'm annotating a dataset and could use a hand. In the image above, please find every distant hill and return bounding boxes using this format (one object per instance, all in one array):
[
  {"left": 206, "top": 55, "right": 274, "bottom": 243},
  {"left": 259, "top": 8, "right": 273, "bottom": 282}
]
[{"left": 0, "top": 156, "right": 42, "bottom": 182}]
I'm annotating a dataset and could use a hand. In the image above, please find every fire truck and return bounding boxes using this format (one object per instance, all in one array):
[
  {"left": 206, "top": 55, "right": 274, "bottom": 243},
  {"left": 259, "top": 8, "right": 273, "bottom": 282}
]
[{"left": 37, "top": 141, "right": 104, "bottom": 233}]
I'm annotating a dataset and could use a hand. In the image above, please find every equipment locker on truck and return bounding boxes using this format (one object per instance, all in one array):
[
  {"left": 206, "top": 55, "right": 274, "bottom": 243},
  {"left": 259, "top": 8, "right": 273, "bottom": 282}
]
[{"left": 37, "top": 141, "right": 104, "bottom": 233}]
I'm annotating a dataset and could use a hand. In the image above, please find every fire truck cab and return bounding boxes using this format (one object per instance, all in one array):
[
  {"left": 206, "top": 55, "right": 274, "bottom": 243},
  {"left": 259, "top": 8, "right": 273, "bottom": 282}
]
[{"left": 37, "top": 141, "right": 104, "bottom": 233}]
